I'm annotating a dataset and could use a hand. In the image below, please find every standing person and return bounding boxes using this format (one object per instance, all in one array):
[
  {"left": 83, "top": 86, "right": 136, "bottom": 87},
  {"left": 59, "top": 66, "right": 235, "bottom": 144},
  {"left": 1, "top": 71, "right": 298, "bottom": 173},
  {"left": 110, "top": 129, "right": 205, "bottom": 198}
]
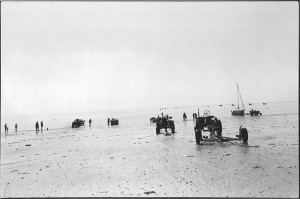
[
  {"left": 89, "top": 119, "right": 92, "bottom": 127},
  {"left": 40, "top": 121, "right": 43, "bottom": 131},
  {"left": 4, "top": 124, "right": 8, "bottom": 134},
  {"left": 15, "top": 123, "right": 18, "bottom": 132},
  {"left": 35, "top": 121, "right": 39, "bottom": 131},
  {"left": 107, "top": 118, "right": 110, "bottom": 126}
]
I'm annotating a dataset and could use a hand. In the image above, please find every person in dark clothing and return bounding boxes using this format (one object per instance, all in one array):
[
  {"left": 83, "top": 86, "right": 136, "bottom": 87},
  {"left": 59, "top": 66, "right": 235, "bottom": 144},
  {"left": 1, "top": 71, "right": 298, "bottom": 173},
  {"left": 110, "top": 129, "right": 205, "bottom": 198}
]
[
  {"left": 15, "top": 123, "right": 18, "bottom": 132},
  {"left": 107, "top": 118, "right": 110, "bottom": 125},
  {"left": 40, "top": 121, "right": 43, "bottom": 131},
  {"left": 4, "top": 124, "right": 8, "bottom": 134},
  {"left": 35, "top": 122, "right": 39, "bottom": 131},
  {"left": 89, "top": 119, "right": 92, "bottom": 127},
  {"left": 162, "top": 116, "right": 168, "bottom": 132}
]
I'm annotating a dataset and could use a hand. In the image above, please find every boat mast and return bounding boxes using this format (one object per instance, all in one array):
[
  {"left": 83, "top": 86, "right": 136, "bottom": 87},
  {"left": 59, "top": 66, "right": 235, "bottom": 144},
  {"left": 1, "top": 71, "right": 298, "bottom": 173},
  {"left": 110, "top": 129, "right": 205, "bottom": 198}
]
[
  {"left": 237, "top": 83, "right": 240, "bottom": 110},
  {"left": 237, "top": 84, "right": 245, "bottom": 111}
]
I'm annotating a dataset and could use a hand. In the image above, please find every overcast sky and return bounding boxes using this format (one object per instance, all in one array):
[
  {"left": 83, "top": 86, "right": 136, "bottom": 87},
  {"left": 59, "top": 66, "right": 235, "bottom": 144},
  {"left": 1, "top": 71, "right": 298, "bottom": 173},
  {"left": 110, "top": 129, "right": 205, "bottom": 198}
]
[{"left": 1, "top": 2, "right": 298, "bottom": 117}]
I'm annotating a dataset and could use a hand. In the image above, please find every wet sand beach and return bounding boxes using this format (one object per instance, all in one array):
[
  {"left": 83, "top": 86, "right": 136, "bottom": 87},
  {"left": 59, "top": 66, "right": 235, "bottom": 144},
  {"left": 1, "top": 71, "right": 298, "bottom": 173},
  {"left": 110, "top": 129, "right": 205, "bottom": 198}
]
[{"left": 1, "top": 112, "right": 298, "bottom": 197}]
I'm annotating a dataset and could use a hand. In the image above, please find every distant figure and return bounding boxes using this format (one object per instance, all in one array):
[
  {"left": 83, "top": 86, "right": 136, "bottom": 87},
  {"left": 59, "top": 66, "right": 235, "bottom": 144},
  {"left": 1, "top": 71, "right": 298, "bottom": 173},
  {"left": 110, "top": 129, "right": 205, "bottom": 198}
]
[
  {"left": 47, "top": 128, "right": 48, "bottom": 131},
  {"left": 107, "top": 118, "right": 110, "bottom": 125},
  {"left": 40, "top": 121, "right": 43, "bottom": 131},
  {"left": 183, "top": 112, "right": 187, "bottom": 120},
  {"left": 89, "top": 119, "right": 92, "bottom": 127},
  {"left": 4, "top": 124, "right": 8, "bottom": 134},
  {"left": 35, "top": 121, "right": 39, "bottom": 131},
  {"left": 15, "top": 123, "right": 18, "bottom": 132}
]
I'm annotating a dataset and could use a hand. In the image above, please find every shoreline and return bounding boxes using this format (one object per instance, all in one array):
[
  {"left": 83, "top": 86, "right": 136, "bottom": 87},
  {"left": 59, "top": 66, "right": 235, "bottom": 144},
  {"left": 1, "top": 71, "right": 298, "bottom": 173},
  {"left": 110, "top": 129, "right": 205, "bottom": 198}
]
[{"left": 1, "top": 114, "right": 298, "bottom": 197}]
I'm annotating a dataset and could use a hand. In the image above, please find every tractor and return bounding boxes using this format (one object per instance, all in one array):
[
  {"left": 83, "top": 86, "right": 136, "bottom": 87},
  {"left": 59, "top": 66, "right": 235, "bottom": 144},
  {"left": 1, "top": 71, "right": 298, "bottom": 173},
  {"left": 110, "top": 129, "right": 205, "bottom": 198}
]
[{"left": 194, "top": 110, "right": 248, "bottom": 144}]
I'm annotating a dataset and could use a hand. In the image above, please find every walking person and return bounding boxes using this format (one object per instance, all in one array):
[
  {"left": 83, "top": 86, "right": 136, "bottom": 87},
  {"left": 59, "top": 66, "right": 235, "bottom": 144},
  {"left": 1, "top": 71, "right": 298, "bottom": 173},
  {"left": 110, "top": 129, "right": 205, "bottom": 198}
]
[
  {"left": 35, "top": 121, "right": 39, "bottom": 132},
  {"left": 107, "top": 118, "right": 110, "bottom": 126},
  {"left": 4, "top": 124, "right": 8, "bottom": 134},
  {"left": 89, "top": 119, "right": 92, "bottom": 127},
  {"left": 15, "top": 123, "right": 18, "bottom": 132},
  {"left": 40, "top": 121, "right": 43, "bottom": 131}
]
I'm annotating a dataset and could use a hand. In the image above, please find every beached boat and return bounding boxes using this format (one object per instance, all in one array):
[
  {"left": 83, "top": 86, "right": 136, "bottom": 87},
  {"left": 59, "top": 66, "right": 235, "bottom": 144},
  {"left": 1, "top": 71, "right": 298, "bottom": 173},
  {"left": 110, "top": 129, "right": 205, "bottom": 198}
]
[
  {"left": 249, "top": 109, "right": 262, "bottom": 116},
  {"left": 110, "top": 118, "right": 119, "bottom": 126},
  {"left": 72, "top": 118, "right": 85, "bottom": 128},
  {"left": 231, "top": 84, "right": 245, "bottom": 116},
  {"left": 150, "top": 117, "right": 158, "bottom": 123}
]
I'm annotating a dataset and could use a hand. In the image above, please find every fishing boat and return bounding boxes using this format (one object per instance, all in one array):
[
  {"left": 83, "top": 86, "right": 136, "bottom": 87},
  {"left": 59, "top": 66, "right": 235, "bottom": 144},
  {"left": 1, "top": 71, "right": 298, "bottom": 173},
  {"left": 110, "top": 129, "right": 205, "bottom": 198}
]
[{"left": 231, "top": 84, "right": 245, "bottom": 116}]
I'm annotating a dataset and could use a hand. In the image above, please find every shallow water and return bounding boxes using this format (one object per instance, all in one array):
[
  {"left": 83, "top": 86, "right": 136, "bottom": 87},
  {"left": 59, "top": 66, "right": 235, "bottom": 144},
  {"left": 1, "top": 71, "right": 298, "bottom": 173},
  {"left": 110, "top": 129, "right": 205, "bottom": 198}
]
[{"left": 1, "top": 101, "right": 298, "bottom": 134}]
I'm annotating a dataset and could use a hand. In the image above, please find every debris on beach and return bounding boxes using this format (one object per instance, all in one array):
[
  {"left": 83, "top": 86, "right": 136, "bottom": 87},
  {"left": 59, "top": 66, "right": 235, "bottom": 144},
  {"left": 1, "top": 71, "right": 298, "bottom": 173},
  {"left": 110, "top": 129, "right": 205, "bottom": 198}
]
[
  {"left": 25, "top": 144, "right": 31, "bottom": 147},
  {"left": 144, "top": 191, "right": 156, "bottom": 195}
]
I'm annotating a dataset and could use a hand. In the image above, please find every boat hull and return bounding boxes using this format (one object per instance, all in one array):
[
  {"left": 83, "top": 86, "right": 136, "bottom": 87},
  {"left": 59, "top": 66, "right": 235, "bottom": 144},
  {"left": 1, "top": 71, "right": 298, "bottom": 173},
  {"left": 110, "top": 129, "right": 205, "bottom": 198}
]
[{"left": 231, "top": 110, "right": 245, "bottom": 116}]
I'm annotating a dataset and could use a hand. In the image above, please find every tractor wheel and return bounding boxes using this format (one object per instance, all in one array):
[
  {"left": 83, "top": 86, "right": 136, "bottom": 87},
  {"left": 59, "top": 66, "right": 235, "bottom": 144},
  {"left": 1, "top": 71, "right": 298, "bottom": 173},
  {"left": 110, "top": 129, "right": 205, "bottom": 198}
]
[
  {"left": 195, "top": 129, "right": 201, "bottom": 145},
  {"left": 216, "top": 120, "right": 222, "bottom": 137},
  {"left": 171, "top": 127, "right": 175, "bottom": 134},
  {"left": 156, "top": 128, "right": 160, "bottom": 135},
  {"left": 241, "top": 128, "right": 248, "bottom": 143}
]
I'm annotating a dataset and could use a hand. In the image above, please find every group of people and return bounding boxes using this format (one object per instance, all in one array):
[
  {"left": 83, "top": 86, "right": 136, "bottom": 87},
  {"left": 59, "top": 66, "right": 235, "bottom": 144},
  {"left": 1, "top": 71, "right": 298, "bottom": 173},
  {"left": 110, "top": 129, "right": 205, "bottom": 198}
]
[
  {"left": 4, "top": 121, "right": 45, "bottom": 134},
  {"left": 4, "top": 123, "right": 18, "bottom": 134},
  {"left": 35, "top": 121, "right": 44, "bottom": 131}
]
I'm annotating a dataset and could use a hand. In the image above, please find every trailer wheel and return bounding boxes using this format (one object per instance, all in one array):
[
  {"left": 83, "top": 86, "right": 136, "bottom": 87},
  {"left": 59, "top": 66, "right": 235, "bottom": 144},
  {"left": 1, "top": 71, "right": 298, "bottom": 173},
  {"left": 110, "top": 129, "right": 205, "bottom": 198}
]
[
  {"left": 195, "top": 129, "right": 201, "bottom": 145},
  {"left": 156, "top": 128, "right": 160, "bottom": 135},
  {"left": 241, "top": 128, "right": 248, "bottom": 142}
]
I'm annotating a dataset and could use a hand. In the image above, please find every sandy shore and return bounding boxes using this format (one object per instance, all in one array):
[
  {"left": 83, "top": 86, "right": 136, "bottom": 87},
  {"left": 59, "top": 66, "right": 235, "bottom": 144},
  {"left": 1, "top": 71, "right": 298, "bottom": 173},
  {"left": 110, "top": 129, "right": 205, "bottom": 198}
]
[{"left": 1, "top": 115, "right": 299, "bottom": 197}]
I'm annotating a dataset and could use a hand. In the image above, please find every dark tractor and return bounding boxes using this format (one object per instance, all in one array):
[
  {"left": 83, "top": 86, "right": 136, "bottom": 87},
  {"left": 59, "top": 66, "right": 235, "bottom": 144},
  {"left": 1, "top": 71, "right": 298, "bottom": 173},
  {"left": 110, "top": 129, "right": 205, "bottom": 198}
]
[
  {"left": 249, "top": 109, "right": 262, "bottom": 116},
  {"left": 194, "top": 110, "right": 248, "bottom": 145},
  {"left": 194, "top": 110, "right": 222, "bottom": 144},
  {"left": 156, "top": 115, "right": 175, "bottom": 135},
  {"left": 72, "top": 118, "right": 85, "bottom": 128},
  {"left": 110, "top": 118, "right": 119, "bottom": 126}
]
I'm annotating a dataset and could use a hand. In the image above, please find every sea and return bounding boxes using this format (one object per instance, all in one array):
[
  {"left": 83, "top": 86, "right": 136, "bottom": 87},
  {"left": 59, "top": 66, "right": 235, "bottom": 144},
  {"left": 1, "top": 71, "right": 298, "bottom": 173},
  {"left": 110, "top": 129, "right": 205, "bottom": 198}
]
[{"left": 1, "top": 101, "right": 298, "bottom": 138}]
